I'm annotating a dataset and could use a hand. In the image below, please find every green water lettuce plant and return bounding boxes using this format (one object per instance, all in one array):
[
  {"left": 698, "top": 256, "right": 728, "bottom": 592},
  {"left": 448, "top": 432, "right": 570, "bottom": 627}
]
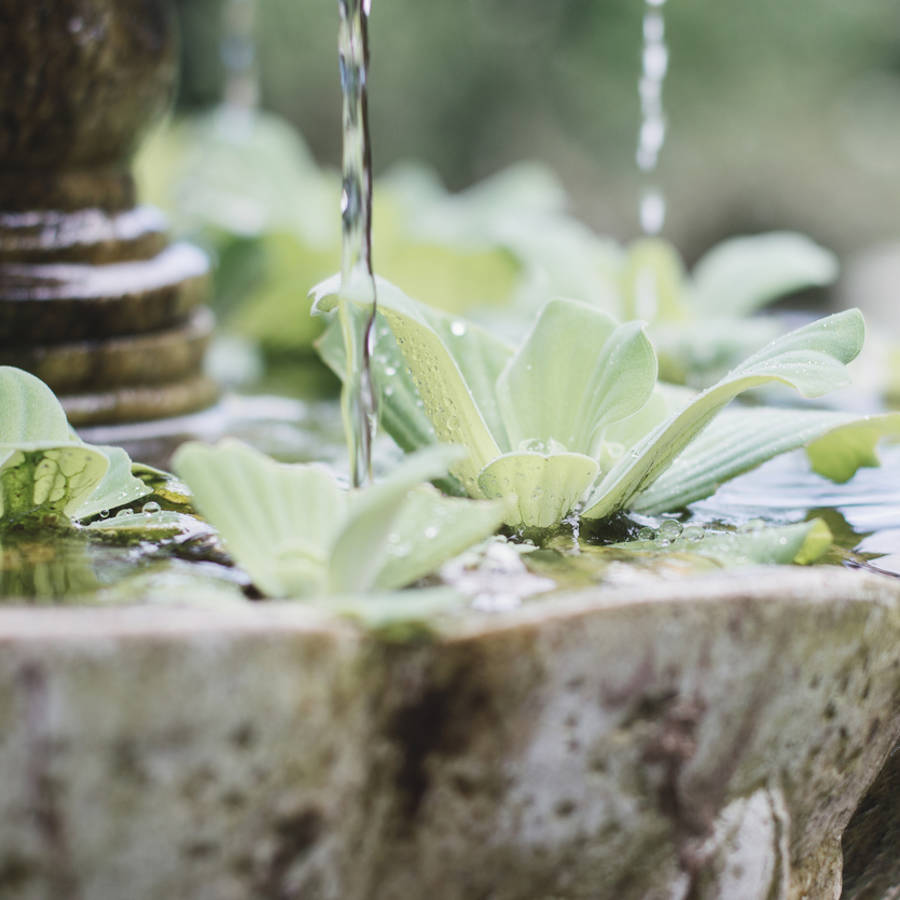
[
  {"left": 314, "top": 276, "right": 900, "bottom": 532},
  {"left": 173, "top": 440, "right": 508, "bottom": 598},
  {"left": 612, "top": 232, "right": 839, "bottom": 385},
  {"left": 138, "top": 113, "right": 576, "bottom": 354},
  {"left": 0, "top": 367, "right": 151, "bottom": 526}
]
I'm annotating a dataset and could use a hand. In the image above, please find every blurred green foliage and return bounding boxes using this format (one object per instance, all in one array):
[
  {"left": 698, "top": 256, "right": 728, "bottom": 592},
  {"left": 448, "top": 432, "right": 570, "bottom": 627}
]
[{"left": 173, "top": 0, "right": 900, "bottom": 254}]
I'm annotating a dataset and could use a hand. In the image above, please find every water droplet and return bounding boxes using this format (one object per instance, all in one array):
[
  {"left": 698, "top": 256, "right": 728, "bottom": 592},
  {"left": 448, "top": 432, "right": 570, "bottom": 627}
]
[
  {"left": 142, "top": 501, "right": 162, "bottom": 515},
  {"left": 450, "top": 320, "right": 467, "bottom": 337},
  {"left": 384, "top": 365, "right": 396, "bottom": 376},
  {"left": 637, "top": 527, "right": 656, "bottom": 541},
  {"left": 424, "top": 526, "right": 439, "bottom": 539},
  {"left": 99, "top": 508, "right": 110, "bottom": 519},
  {"left": 683, "top": 525, "right": 704, "bottom": 542},
  {"left": 659, "top": 519, "right": 682, "bottom": 540},
  {"left": 116, "top": 508, "right": 132, "bottom": 518}
]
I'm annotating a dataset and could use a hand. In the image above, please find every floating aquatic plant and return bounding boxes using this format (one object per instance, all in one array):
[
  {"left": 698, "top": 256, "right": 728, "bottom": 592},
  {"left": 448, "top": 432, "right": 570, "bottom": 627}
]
[
  {"left": 0, "top": 367, "right": 152, "bottom": 527},
  {"left": 609, "top": 232, "right": 839, "bottom": 385},
  {"left": 173, "top": 440, "right": 508, "bottom": 599},
  {"left": 314, "top": 275, "right": 900, "bottom": 533}
]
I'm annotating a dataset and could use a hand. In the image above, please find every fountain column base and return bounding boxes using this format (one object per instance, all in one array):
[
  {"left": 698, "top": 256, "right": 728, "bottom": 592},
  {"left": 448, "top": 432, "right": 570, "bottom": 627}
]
[{"left": 0, "top": 0, "right": 219, "bottom": 426}]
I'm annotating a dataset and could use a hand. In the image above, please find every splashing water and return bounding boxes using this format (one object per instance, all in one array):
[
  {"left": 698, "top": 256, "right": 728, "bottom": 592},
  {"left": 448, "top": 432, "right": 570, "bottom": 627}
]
[
  {"left": 636, "top": 0, "right": 669, "bottom": 235},
  {"left": 337, "top": 0, "right": 378, "bottom": 486}
]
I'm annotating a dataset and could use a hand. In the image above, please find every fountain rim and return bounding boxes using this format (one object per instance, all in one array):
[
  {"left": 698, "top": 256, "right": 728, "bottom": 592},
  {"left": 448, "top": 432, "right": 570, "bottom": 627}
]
[{"left": 0, "top": 566, "right": 894, "bottom": 646}]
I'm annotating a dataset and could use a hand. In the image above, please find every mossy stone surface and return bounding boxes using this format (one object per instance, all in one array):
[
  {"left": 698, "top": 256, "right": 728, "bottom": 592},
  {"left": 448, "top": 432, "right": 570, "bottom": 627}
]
[
  {"left": 0, "top": 0, "right": 176, "bottom": 173},
  {"left": 0, "top": 307, "right": 214, "bottom": 394},
  {"left": 0, "top": 568, "right": 897, "bottom": 898},
  {"left": 61, "top": 373, "right": 220, "bottom": 426},
  {"left": 0, "top": 244, "right": 209, "bottom": 343}
]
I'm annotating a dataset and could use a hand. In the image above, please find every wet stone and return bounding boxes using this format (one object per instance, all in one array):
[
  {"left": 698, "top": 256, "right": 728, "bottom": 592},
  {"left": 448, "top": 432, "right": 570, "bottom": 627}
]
[
  {"left": 0, "top": 0, "right": 217, "bottom": 427},
  {"left": 0, "top": 307, "right": 214, "bottom": 394},
  {"left": 61, "top": 374, "right": 221, "bottom": 427}
]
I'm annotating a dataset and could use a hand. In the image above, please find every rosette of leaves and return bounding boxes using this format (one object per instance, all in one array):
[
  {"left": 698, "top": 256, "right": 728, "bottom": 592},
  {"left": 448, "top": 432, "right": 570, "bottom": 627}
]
[
  {"left": 0, "top": 367, "right": 152, "bottom": 527},
  {"left": 614, "top": 232, "right": 839, "bottom": 386},
  {"left": 173, "top": 440, "right": 508, "bottom": 599},
  {"left": 314, "top": 276, "right": 900, "bottom": 533}
]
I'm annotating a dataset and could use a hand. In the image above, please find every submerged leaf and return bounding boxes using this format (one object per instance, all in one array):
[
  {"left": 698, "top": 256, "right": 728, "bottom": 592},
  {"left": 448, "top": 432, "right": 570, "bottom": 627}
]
[{"left": 613, "top": 519, "right": 833, "bottom": 567}]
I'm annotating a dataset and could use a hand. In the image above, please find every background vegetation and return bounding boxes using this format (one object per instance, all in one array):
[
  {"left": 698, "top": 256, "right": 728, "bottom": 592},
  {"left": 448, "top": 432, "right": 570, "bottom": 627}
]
[{"left": 172, "top": 0, "right": 900, "bottom": 260}]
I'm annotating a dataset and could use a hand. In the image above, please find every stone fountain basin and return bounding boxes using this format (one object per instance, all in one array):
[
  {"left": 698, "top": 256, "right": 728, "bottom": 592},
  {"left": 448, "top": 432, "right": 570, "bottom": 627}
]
[{"left": 0, "top": 567, "right": 898, "bottom": 900}]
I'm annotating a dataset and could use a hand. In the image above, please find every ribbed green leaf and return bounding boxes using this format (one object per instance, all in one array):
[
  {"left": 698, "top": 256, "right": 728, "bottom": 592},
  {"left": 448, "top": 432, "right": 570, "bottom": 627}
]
[
  {"left": 173, "top": 439, "right": 344, "bottom": 597},
  {"left": 374, "top": 485, "right": 508, "bottom": 590},
  {"left": 496, "top": 299, "right": 656, "bottom": 455},
  {"left": 582, "top": 310, "right": 866, "bottom": 519},
  {"left": 328, "top": 445, "right": 463, "bottom": 593},
  {"left": 477, "top": 451, "right": 599, "bottom": 528},
  {"left": 632, "top": 408, "right": 900, "bottom": 514},
  {"left": 313, "top": 274, "right": 509, "bottom": 495},
  {"left": 317, "top": 313, "right": 436, "bottom": 453}
]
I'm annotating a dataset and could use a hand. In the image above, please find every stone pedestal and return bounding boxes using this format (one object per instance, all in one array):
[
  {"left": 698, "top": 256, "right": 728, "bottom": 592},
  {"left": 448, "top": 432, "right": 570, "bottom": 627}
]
[{"left": 0, "top": 0, "right": 218, "bottom": 425}]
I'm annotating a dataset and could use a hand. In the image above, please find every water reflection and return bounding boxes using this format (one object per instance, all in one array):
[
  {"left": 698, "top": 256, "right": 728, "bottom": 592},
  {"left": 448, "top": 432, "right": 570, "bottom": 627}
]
[{"left": 690, "top": 445, "right": 900, "bottom": 575}]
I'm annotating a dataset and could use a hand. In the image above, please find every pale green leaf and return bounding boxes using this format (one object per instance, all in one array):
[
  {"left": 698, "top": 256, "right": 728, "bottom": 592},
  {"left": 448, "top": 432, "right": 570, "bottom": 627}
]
[
  {"left": 621, "top": 239, "right": 690, "bottom": 323},
  {"left": 692, "top": 232, "right": 839, "bottom": 317},
  {"left": 85, "top": 509, "right": 191, "bottom": 538},
  {"left": 0, "top": 366, "right": 74, "bottom": 445},
  {"left": 652, "top": 317, "right": 783, "bottom": 387},
  {"left": 328, "top": 445, "right": 464, "bottom": 593},
  {"left": 313, "top": 274, "right": 507, "bottom": 495},
  {"left": 496, "top": 299, "right": 656, "bottom": 454},
  {"left": 582, "top": 310, "right": 865, "bottom": 519},
  {"left": 173, "top": 439, "right": 345, "bottom": 597},
  {"left": 614, "top": 519, "right": 832, "bottom": 566},
  {"left": 316, "top": 313, "right": 436, "bottom": 452},
  {"left": 374, "top": 484, "right": 508, "bottom": 590},
  {"left": 632, "top": 408, "right": 900, "bottom": 514},
  {"left": 806, "top": 413, "right": 900, "bottom": 482},
  {"left": 0, "top": 368, "right": 152, "bottom": 525},
  {"left": 73, "top": 446, "right": 153, "bottom": 521},
  {"left": 477, "top": 451, "right": 599, "bottom": 528},
  {"left": 0, "top": 447, "right": 109, "bottom": 520}
]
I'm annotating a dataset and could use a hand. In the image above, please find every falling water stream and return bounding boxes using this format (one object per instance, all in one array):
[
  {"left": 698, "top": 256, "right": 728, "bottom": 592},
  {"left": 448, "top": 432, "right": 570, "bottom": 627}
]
[
  {"left": 636, "top": 0, "right": 669, "bottom": 235},
  {"left": 337, "top": 0, "right": 378, "bottom": 486},
  {"left": 221, "top": 0, "right": 259, "bottom": 114}
]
